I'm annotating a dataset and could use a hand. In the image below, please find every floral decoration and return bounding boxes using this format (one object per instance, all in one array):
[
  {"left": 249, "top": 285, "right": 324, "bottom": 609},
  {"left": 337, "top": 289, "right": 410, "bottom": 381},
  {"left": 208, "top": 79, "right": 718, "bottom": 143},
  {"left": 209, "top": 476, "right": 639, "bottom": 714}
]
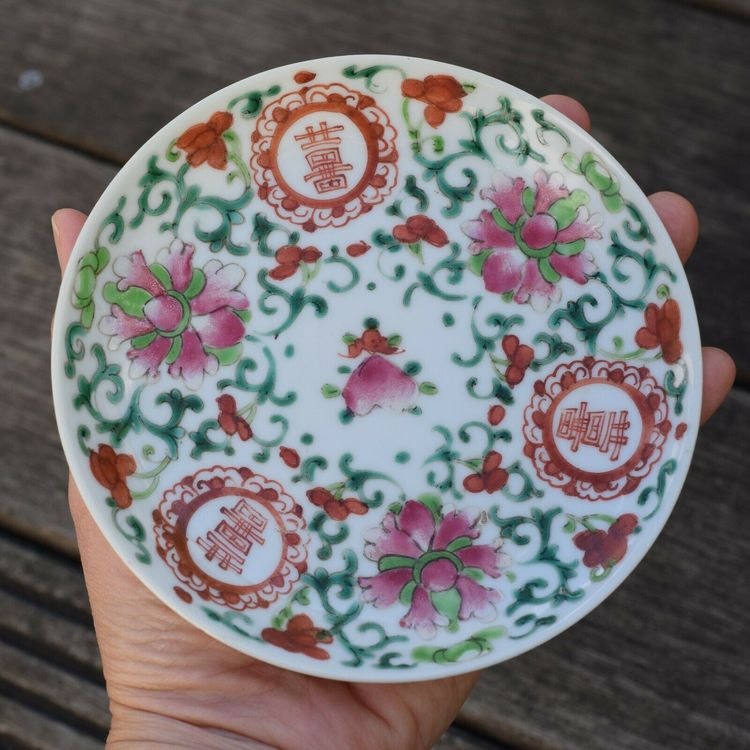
[
  {"left": 462, "top": 451, "right": 509, "bottom": 494},
  {"left": 635, "top": 299, "right": 683, "bottom": 364},
  {"left": 269, "top": 244, "right": 322, "bottom": 281},
  {"left": 307, "top": 487, "right": 368, "bottom": 521},
  {"left": 358, "top": 499, "right": 507, "bottom": 639},
  {"left": 401, "top": 75, "right": 468, "bottom": 128},
  {"left": 573, "top": 514, "right": 638, "bottom": 569},
  {"left": 217, "top": 394, "right": 252, "bottom": 440},
  {"left": 393, "top": 215, "right": 449, "bottom": 248},
  {"left": 176, "top": 111, "right": 233, "bottom": 169},
  {"left": 462, "top": 170, "right": 601, "bottom": 310},
  {"left": 101, "top": 239, "right": 249, "bottom": 388},
  {"left": 90, "top": 444, "right": 136, "bottom": 509},
  {"left": 261, "top": 614, "right": 332, "bottom": 660}
]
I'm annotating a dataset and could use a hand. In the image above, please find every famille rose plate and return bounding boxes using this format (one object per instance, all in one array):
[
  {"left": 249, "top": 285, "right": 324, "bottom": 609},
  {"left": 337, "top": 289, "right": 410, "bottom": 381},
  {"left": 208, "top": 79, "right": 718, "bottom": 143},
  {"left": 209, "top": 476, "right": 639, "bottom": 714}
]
[{"left": 52, "top": 55, "right": 701, "bottom": 681}]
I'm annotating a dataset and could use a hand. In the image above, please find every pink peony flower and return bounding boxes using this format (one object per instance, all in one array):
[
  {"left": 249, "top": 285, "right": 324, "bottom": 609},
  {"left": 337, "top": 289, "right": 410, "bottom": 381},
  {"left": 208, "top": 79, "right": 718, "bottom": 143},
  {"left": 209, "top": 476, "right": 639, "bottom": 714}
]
[
  {"left": 461, "top": 170, "right": 601, "bottom": 310},
  {"left": 358, "top": 499, "right": 507, "bottom": 639},
  {"left": 101, "top": 239, "right": 249, "bottom": 388},
  {"left": 342, "top": 354, "right": 418, "bottom": 416}
]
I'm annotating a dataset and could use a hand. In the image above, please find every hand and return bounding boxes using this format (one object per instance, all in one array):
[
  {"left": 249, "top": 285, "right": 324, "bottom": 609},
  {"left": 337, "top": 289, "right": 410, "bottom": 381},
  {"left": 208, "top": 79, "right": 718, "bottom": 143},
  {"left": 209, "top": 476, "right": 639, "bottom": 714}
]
[{"left": 52, "top": 95, "right": 736, "bottom": 750}]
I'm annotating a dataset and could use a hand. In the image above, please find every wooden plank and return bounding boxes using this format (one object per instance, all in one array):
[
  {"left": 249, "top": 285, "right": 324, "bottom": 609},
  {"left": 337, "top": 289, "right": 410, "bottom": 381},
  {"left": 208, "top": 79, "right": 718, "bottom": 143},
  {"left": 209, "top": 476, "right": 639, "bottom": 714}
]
[
  {"left": 0, "top": 127, "right": 115, "bottom": 556},
  {"left": 458, "top": 388, "right": 750, "bottom": 750},
  {"left": 436, "top": 725, "right": 511, "bottom": 749},
  {"left": 0, "top": 698, "right": 102, "bottom": 750},
  {"left": 0, "top": 642, "right": 109, "bottom": 737},
  {"left": 0, "top": 0, "right": 748, "bottom": 373}
]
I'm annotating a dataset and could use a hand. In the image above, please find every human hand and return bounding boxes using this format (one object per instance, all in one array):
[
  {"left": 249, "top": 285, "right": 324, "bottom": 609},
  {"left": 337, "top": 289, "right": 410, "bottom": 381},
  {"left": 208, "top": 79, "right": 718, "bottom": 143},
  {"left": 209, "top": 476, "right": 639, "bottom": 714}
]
[{"left": 52, "top": 95, "right": 736, "bottom": 750}]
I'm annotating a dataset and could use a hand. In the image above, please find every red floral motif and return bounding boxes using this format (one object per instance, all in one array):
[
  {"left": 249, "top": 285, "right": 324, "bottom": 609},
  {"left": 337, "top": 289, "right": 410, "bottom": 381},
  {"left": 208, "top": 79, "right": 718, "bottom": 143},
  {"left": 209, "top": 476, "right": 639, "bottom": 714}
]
[
  {"left": 307, "top": 487, "right": 368, "bottom": 521},
  {"left": 280, "top": 446, "right": 300, "bottom": 468},
  {"left": 401, "top": 75, "right": 468, "bottom": 128},
  {"left": 344, "top": 327, "right": 400, "bottom": 358},
  {"left": 675, "top": 422, "right": 688, "bottom": 440},
  {"left": 261, "top": 614, "right": 332, "bottom": 660},
  {"left": 393, "top": 215, "right": 449, "bottom": 247},
  {"left": 502, "top": 335, "right": 534, "bottom": 387},
  {"left": 573, "top": 514, "right": 638, "bottom": 569},
  {"left": 463, "top": 451, "right": 509, "bottom": 494},
  {"left": 488, "top": 404, "right": 506, "bottom": 425},
  {"left": 269, "top": 245, "right": 322, "bottom": 280},
  {"left": 176, "top": 111, "right": 233, "bottom": 169},
  {"left": 89, "top": 444, "right": 136, "bottom": 509},
  {"left": 346, "top": 241, "right": 371, "bottom": 257},
  {"left": 217, "top": 395, "right": 252, "bottom": 440},
  {"left": 635, "top": 299, "right": 683, "bottom": 364},
  {"left": 293, "top": 70, "right": 316, "bottom": 84}
]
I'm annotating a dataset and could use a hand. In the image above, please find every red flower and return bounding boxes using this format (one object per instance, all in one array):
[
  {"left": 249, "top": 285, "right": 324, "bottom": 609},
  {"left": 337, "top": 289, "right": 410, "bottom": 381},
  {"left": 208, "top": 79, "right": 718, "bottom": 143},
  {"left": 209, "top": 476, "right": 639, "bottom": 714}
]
[
  {"left": 217, "top": 395, "right": 252, "bottom": 440},
  {"left": 393, "top": 215, "right": 449, "bottom": 247},
  {"left": 502, "top": 334, "right": 534, "bottom": 387},
  {"left": 307, "top": 487, "right": 368, "bottom": 521},
  {"left": 293, "top": 70, "right": 316, "bottom": 84},
  {"left": 89, "top": 444, "right": 136, "bottom": 509},
  {"left": 573, "top": 514, "right": 638, "bottom": 569},
  {"left": 279, "top": 446, "right": 300, "bottom": 468},
  {"left": 261, "top": 614, "right": 332, "bottom": 660},
  {"left": 463, "top": 451, "right": 509, "bottom": 494},
  {"left": 635, "top": 299, "right": 683, "bottom": 364},
  {"left": 345, "top": 327, "right": 400, "bottom": 358},
  {"left": 488, "top": 404, "right": 506, "bottom": 425},
  {"left": 176, "top": 111, "right": 233, "bottom": 169},
  {"left": 269, "top": 244, "right": 322, "bottom": 280},
  {"left": 401, "top": 75, "right": 467, "bottom": 128},
  {"left": 346, "top": 241, "right": 371, "bottom": 257}
]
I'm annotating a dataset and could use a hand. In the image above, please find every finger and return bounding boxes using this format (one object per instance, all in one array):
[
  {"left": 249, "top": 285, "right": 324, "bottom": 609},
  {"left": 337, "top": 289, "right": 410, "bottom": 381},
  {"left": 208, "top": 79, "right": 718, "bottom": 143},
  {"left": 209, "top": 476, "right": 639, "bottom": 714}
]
[
  {"left": 51, "top": 208, "right": 88, "bottom": 273},
  {"left": 700, "top": 347, "right": 736, "bottom": 424},
  {"left": 648, "top": 192, "right": 699, "bottom": 265},
  {"left": 541, "top": 94, "right": 591, "bottom": 133}
]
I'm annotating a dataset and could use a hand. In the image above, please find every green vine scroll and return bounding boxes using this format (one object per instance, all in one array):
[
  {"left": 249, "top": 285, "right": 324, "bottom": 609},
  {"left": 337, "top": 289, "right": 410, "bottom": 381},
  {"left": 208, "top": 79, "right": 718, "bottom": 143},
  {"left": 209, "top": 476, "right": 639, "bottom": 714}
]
[
  {"left": 412, "top": 626, "right": 506, "bottom": 664},
  {"left": 303, "top": 550, "right": 412, "bottom": 668},
  {"left": 490, "top": 506, "right": 584, "bottom": 635},
  {"left": 130, "top": 156, "right": 253, "bottom": 254},
  {"left": 74, "top": 344, "right": 202, "bottom": 458}
]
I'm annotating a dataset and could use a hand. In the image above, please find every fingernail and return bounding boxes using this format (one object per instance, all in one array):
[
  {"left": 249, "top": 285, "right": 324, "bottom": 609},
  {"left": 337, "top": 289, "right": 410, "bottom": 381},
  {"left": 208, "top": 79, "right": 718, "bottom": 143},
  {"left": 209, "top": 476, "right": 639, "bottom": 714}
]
[{"left": 51, "top": 214, "right": 61, "bottom": 246}]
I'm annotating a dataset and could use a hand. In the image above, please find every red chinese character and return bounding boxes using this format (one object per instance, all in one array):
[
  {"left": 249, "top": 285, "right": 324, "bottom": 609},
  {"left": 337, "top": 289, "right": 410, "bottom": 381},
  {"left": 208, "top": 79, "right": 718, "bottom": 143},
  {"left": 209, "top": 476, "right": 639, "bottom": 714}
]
[
  {"left": 197, "top": 498, "right": 267, "bottom": 575},
  {"left": 294, "top": 121, "right": 352, "bottom": 194},
  {"left": 556, "top": 402, "right": 630, "bottom": 462}
]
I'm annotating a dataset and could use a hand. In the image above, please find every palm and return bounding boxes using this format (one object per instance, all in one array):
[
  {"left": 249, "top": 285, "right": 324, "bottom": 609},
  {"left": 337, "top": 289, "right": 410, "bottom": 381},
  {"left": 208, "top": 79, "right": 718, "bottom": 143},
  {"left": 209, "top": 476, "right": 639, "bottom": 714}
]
[{"left": 54, "top": 95, "right": 735, "bottom": 749}]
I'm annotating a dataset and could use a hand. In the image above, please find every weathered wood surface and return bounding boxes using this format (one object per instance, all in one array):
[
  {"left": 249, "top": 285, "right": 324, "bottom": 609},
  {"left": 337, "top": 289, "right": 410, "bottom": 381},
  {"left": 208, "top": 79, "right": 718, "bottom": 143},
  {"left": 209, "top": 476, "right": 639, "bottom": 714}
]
[
  {"left": 1, "top": 0, "right": 748, "bottom": 374},
  {"left": 1, "top": 0, "right": 749, "bottom": 747}
]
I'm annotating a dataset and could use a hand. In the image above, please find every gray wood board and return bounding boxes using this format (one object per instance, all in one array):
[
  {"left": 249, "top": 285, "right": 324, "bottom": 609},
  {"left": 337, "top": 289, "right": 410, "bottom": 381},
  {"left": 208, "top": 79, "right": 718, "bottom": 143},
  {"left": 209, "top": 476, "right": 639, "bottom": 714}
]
[{"left": 1, "top": 0, "right": 748, "bottom": 374}]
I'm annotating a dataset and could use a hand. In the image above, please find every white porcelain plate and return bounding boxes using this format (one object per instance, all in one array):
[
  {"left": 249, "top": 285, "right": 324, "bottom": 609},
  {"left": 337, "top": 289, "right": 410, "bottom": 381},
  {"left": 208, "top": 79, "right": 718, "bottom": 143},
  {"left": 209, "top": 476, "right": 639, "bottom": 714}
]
[{"left": 52, "top": 55, "right": 701, "bottom": 681}]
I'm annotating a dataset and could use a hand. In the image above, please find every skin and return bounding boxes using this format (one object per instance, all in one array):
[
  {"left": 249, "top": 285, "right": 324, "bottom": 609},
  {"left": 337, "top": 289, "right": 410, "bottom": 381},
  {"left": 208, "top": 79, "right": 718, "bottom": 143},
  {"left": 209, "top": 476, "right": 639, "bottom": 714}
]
[{"left": 51, "top": 95, "right": 736, "bottom": 749}]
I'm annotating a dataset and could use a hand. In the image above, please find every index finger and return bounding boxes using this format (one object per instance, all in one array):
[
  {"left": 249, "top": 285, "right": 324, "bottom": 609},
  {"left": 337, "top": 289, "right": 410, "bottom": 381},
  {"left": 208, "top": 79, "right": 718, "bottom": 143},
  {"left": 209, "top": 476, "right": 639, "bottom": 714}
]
[{"left": 51, "top": 208, "right": 88, "bottom": 273}]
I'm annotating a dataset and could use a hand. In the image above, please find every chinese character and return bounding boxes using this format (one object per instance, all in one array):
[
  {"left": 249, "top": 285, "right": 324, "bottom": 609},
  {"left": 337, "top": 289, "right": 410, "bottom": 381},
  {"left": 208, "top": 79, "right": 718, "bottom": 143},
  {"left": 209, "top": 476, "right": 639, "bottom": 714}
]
[
  {"left": 556, "top": 402, "right": 630, "bottom": 461},
  {"left": 197, "top": 498, "right": 267, "bottom": 575},
  {"left": 294, "top": 121, "right": 352, "bottom": 194}
]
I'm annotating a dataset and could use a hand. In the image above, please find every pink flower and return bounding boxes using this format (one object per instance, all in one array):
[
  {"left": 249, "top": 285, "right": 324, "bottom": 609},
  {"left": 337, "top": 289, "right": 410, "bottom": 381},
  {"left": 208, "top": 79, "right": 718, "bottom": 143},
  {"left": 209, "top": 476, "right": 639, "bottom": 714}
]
[
  {"left": 461, "top": 170, "right": 600, "bottom": 310},
  {"left": 342, "top": 354, "right": 418, "bottom": 416},
  {"left": 358, "top": 499, "right": 507, "bottom": 639},
  {"left": 101, "top": 239, "right": 249, "bottom": 388}
]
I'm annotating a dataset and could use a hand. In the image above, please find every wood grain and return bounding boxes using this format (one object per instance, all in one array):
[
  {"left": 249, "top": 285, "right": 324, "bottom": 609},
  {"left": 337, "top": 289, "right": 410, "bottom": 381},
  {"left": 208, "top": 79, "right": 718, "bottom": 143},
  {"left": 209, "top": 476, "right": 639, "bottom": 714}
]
[{"left": 0, "top": 0, "right": 748, "bottom": 373}]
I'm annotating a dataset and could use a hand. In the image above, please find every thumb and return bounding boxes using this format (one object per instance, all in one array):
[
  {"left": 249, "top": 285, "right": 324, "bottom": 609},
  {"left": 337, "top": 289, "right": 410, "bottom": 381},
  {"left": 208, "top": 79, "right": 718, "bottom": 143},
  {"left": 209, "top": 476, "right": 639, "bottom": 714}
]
[{"left": 51, "top": 208, "right": 88, "bottom": 273}]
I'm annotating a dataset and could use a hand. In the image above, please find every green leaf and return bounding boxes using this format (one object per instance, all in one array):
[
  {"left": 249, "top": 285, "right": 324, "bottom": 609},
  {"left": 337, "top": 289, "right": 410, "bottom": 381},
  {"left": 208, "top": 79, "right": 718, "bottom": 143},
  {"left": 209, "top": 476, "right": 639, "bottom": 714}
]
[
  {"left": 490, "top": 208, "right": 514, "bottom": 232},
  {"left": 131, "top": 331, "right": 158, "bottom": 350},
  {"left": 321, "top": 384, "right": 341, "bottom": 398},
  {"left": 184, "top": 269, "right": 206, "bottom": 299},
  {"left": 547, "top": 189, "right": 589, "bottom": 227},
  {"left": 554, "top": 239, "right": 585, "bottom": 256},
  {"left": 207, "top": 342, "right": 243, "bottom": 366},
  {"left": 445, "top": 535, "right": 473, "bottom": 553},
  {"left": 407, "top": 243, "right": 424, "bottom": 263},
  {"left": 562, "top": 518, "right": 577, "bottom": 534},
  {"left": 342, "top": 333, "right": 357, "bottom": 344},
  {"left": 80, "top": 302, "right": 95, "bottom": 329},
  {"left": 103, "top": 282, "right": 151, "bottom": 317},
  {"left": 74, "top": 266, "right": 96, "bottom": 300},
  {"left": 388, "top": 501, "right": 405, "bottom": 515},
  {"left": 416, "top": 494, "right": 443, "bottom": 520},
  {"left": 149, "top": 263, "right": 173, "bottom": 291},
  {"left": 461, "top": 567, "right": 483, "bottom": 581},
  {"left": 419, "top": 381, "right": 438, "bottom": 395},
  {"left": 379, "top": 555, "right": 417, "bottom": 572},
  {"left": 431, "top": 589, "right": 461, "bottom": 630},
  {"left": 538, "top": 257, "right": 562, "bottom": 283},
  {"left": 399, "top": 580, "right": 417, "bottom": 605},
  {"left": 235, "top": 308, "right": 251, "bottom": 322},
  {"left": 521, "top": 186, "right": 535, "bottom": 216},
  {"left": 467, "top": 249, "right": 492, "bottom": 276},
  {"left": 386, "top": 334, "right": 402, "bottom": 347}
]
